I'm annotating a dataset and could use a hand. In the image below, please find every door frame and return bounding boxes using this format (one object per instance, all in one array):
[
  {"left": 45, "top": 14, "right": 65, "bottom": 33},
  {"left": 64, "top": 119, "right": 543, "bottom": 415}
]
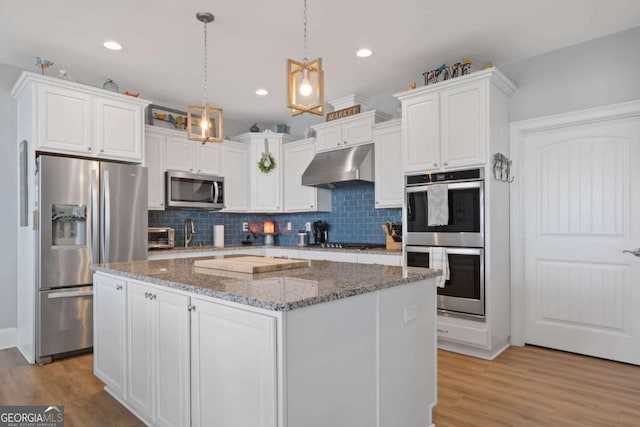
[{"left": 509, "top": 100, "right": 640, "bottom": 346}]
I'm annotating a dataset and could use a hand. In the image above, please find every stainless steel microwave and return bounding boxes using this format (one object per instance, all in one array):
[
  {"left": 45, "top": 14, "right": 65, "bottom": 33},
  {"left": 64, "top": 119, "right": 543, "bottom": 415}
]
[{"left": 166, "top": 170, "right": 224, "bottom": 210}]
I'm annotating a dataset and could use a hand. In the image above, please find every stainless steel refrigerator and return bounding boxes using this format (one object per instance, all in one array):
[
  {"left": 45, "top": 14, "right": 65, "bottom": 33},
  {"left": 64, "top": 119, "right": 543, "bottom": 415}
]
[{"left": 36, "top": 155, "right": 148, "bottom": 364}]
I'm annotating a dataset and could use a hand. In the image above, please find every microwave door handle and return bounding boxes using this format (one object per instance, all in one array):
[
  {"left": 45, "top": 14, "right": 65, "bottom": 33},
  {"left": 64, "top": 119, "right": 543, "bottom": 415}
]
[
  {"left": 90, "top": 170, "right": 99, "bottom": 265},
  {"left": 213, "top": 182, "right": 220, "bottom": 203},
  {"left": 102, "top": 169, "right": 110, "bottom": 263}
]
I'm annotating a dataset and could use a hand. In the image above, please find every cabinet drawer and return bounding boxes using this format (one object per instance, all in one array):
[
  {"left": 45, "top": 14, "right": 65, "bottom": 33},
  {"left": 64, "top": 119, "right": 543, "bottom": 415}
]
[{"left": 437, "top": 319, "right": 489, "bottom": 348}]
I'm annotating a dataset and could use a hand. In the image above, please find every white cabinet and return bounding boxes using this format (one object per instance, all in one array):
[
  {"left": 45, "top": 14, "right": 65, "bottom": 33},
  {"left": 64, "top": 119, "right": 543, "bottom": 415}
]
[
  {"left": 395, "top": 68, "right": 515, "bottom": 173},
  {"left": 126, "top": 281, "right": 191, "bottom": 427},
  {"left": 11, "top": 72, "right": 150, "bottom": 162},
  {"left": 220, "top": 140, "right": 250, "bottom": 212},
  {"left": 234, "top": 132, "right": 295, "bottom": 212},
  {"left": 191, "top": 297, "right": 277, "bottom": 427},
  {"left": 165, "top": 134, "right": 221, "bottom": 175},
  {"left": 145, "top": 129, "right": 166, "bottom": 210},
  {"left": 283, "top": 138, "right": 332, "bottom": 212},
  {"left": 311, "top": 110, "right": 390, "bottom": 153},
  {"left": 94, "top": 274, "right": 127, "bottom": 398},
  {"left": 373, "top": 120, "right": 403, "bottom": 208}
]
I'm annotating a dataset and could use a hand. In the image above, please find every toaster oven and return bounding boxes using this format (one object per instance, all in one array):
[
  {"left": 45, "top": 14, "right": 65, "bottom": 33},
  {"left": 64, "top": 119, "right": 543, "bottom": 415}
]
[{"left": 148, "top": 227, "right": 175, "bottom": 249}]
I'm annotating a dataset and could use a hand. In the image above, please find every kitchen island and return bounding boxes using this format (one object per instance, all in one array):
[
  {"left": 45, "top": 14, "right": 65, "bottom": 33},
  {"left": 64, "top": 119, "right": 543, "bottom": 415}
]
[{"left": 92, "top": 255, "right": 440, "bottom": 427}]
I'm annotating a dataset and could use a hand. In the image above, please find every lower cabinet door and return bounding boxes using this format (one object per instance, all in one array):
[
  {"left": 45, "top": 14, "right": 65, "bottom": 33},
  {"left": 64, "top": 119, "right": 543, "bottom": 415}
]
[
  {"left": 93, "top": 274, "right": 127, "bottom": 398},
  {"left": 155, "top": 287, "right": 191, "bottom": 427},
  {"left": 191, "top": 298, "right": 277, "bottom": 427},
  {"left": 127, "top": 282, "right": 191, "bottom": 427},
  {"left": 127, "top": 283, "right": 155, "bottom": 420}
]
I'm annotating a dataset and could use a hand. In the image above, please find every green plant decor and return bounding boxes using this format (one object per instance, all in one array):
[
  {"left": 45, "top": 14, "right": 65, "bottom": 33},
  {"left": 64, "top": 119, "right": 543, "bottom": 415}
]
[{"left": 257, "top": 154, "right": 276, "bottom": 173}]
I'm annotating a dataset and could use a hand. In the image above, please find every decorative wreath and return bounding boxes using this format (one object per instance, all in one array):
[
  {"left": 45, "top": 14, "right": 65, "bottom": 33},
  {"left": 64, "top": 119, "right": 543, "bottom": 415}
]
[{"left": 257, "top": 154, "right": 276, "bottom": 173}]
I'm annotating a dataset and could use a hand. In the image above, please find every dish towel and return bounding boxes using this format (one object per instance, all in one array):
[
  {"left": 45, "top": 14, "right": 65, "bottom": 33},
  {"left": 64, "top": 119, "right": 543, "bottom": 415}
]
[
  {"left": 429, "top": 247, "right": 450, "bottom": 288},
  {"left": 427, "top": 184, "right": 449, "bottom": 226}
]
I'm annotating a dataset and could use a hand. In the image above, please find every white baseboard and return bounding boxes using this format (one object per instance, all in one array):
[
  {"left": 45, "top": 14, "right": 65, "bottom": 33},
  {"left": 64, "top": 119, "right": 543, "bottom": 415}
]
[
  {"left": 438, "top": 338, "right": 510, "bottom": 360},
  {"left": 0, "top": 327, "right": 18, "bottom": 350}
]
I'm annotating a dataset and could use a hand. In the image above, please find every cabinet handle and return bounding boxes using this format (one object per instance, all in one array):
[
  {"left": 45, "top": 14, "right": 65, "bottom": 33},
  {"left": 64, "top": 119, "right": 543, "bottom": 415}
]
[
  {"left": 443, "top": 162, "right": 448, "bottom": 166},
  {"left": 116, "top": 285, "right": 122, "bottom": 291},
  {"left": 437, "top": 329, "right": 449, "bottom": 334},
  {"left": 188, "top": 304, "right": 196, "bottom": 312},
  {"left": 152, "top": 294, "right": 157, "bottom": 300}
]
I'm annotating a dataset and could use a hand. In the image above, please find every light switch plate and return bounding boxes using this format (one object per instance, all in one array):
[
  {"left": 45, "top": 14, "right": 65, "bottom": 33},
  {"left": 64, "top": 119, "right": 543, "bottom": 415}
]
[{"left": 404, "top": 304, "right": 417, "bottom": 323}]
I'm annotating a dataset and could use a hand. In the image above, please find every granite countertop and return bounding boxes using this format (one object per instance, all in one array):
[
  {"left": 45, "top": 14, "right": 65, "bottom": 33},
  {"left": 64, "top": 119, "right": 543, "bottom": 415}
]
[
  {"left": 150, "top": 244, "right": 402, "bottom": 256},
  {"left": 92, "top": 255, "right": 438, "bottom": 311}
]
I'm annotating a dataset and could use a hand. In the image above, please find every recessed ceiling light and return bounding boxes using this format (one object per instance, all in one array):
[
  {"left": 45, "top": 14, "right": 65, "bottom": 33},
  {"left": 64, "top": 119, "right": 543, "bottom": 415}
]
[
  {"left": 356, "top": 48, "right": 372, "bottom": 58},
  {"left": 256, "top": 89, "right": 268, "bottom": 96},
  {"left": 103, "top": 41, "right": 122, "bottom": 50}
]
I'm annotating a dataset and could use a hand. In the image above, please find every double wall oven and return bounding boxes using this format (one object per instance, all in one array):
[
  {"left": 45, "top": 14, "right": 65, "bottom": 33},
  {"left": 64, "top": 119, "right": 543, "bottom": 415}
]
[{"left": 405, "top": 168, "right": 485, "bottom": 318}]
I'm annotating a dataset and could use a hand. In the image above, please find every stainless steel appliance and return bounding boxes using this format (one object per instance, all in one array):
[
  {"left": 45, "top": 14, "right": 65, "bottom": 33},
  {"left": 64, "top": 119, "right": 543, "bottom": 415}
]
[
  {"left": 404, "top": 168, "right": 485, "bottom": 318},
  {"left": 405, "top": 169, "right": 484, "bottom": 248},
  {"left": 166, "top": 170, "right": 224, "bottom": 210},
  {"left": 36, "top": 155, "right": 148, "bottom": 364},
  {"left": 302, "top": 143, "right": 374, "bottom": 189},
  {"left": 406, "top": 246, "right": 485, "bottom": 317},
  {"left": 148, "top": 227, "right": 175, "bottom": 249}
]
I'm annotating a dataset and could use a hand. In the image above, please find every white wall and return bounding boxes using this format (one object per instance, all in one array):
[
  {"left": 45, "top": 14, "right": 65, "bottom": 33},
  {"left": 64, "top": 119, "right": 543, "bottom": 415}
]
[
  {"left": 501, "top": 26, "right": 640, "bottom": 122},
  {"left": 0, "top": 63, "right": 20, "bottom": 331}
]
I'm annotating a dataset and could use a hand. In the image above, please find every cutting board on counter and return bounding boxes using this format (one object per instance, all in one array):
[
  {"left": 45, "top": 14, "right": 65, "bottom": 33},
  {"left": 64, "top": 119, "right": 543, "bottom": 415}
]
[{"left": 193, "top": 256, "right": 308, "bottom": 274}]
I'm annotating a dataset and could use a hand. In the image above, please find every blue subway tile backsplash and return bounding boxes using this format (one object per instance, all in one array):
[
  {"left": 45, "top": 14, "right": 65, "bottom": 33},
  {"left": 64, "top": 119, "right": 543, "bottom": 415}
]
[{"left": 149, "top": 186, "right": 401, "bottom": 247}]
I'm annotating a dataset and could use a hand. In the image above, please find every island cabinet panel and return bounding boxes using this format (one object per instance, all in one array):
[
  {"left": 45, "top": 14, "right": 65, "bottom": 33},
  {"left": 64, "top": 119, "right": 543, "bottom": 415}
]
[
  {"left": 378, "top": 281, "right": 436, "bottom": 427},
  {"left": 191, "top": 298, "right": 277, "bottom": 427},
  {"left": 94, "top": 274, "right": 128, "bottom": 399},
  {"left": 126, "top": 281, "right": 191, "bottom": 427},
  {"left": 285, "top": 292, "right": 378, "bottom": 427}
]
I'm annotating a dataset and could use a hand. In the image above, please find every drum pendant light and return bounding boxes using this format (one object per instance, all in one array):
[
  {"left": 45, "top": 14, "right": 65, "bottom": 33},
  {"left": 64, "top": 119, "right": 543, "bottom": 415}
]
[
  {"left": 287, "top": 0, "right": 324, "bottom": 116},
  {"left": 188, "top": 12, "right": 224, "bottom": 143}
]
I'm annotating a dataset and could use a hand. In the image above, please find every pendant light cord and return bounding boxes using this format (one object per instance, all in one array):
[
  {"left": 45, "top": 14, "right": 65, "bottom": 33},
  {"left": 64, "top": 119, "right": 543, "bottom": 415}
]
[
  {"left": 203, "top": 17, "right": 208, "bottom": 107},
  {"left": 303, "top": 0, "right": 308, "bottom": 64}
]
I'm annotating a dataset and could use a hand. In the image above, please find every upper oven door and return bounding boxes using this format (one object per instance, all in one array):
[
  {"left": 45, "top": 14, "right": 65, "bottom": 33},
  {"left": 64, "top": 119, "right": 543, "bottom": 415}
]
[
  {"left": 406, "top": 181, "right": 484, "bottom": 247},
  {"left": 166, "top": 171, "right": 224, "bottom": 209}
]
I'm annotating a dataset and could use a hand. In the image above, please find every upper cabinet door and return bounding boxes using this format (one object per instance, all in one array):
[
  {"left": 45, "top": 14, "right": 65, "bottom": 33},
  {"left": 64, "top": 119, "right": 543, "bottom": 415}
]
[
  {"left": 252, "top": 138, "right": 282, "bottom": 212},
  {"left": 165, "top": 137, "right": 195, "bottom": 172},
  {"left": 37, "top": 84, "right": 93, "bottom": 153},
  {"left": 342, "top": 116, "right": 374, "bottom": 146},
  {"left": 402, "top": 93, "right": 440, "bottom": 173},
  {"left": 145, "top": 132, "right": 166, "bottom": 210},
  {"left": 95, "top": 97, "right": 143, "bottom": 161},
  {"left": 283, "top": 140, "right": 318, "bottom": 211},
  {"left": 374, "top": 122, "right": 403, "bottom": 208},
  {"left": 440, "top": 80, "right": 487, "bottom": 169},
  {"left": 194, "top": 143, "right": 221, "bottom": 175},
  {"left": 221, "top": 142, "right": 249, "bottom": 212},
  {"left": 315, "top": 126, "right": 343, "bottom": 152}
]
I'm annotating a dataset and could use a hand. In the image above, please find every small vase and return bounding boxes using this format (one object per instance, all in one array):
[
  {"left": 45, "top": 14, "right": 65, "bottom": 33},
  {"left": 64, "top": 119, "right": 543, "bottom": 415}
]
[{"left": 102, "top": 79, "right": 119, "bottom": 92}]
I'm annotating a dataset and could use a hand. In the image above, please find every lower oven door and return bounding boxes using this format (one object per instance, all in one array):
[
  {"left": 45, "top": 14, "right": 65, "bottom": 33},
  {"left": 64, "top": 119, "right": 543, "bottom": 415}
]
[{"left": 406, "top": 246, "right": 484, "bottom": 317}]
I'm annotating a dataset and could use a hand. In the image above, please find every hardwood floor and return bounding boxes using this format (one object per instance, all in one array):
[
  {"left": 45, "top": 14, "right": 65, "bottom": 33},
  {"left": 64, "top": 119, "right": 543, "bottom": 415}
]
[
  {"left": 1, "top": 345, "right": 638, "bottom": 426},
  {"left": 434, "top": 346, "right": 640, "bottom": 427},
  {"left": 0, "top": 348, "right": 142, "bottom": 426}
]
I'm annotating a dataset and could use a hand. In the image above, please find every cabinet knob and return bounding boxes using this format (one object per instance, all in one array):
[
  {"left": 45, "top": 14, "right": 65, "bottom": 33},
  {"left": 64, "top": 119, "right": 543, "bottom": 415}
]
[
  {"left": 376, "top": 201, "right": 379, "bottom": 204},
  {"left": 197, "top": 169, "right": 201, "bottom": 173},
  {"left": 433, "top": 163, "right": 438, "bottom": 167},
  {"left": 188, "top": 304, "right": 196, "bottom": 312},
  {"left": 100, "top": 149, "right": 104, "bottom": 153},
  {"left": 190, "top": 168, "right": 193, "bottom": 171},
  {"left": 160, "top": 202, "right": 164, "bottom": 206},
  {"left": 88, "top": 147, "right": 92, "bottom": 151},
  {"left": 145, "top": 292, "right": 150, "bottom": 298},
  {"left": 310, "top": 205, "right": 314, "bottom": 208},
  {"left": 336, "top": 142, "right": 341, "bottom": 146},
  {"left": 343, "top": 141, "right": 348, "bottom": 145},
  {"left": 443, "top": 162, "right": 449, "bottom": 166},
  {"left": 116, "top": 285, "right": 122, "bottom": 290}
]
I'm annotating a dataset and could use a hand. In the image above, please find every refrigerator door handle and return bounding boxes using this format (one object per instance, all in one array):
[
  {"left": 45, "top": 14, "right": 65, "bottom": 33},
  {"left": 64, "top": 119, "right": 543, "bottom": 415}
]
[
  {"left": 102, "top": 169, "right": 111, "bottom": 263},
  {"left": 47, "top": 289, "right": 94, "bottom": 299},
  {"left": 90, "top": 170, "right": 99, "bottom": 265}
]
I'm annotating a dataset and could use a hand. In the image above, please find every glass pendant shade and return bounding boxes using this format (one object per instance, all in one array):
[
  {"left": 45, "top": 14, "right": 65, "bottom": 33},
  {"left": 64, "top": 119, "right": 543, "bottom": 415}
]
[
  {"left": 287, "top": 57, "right": 324, "bottom": 116},
  {"left": 187, "top": 104, "right": 223, "bottom": 143}
]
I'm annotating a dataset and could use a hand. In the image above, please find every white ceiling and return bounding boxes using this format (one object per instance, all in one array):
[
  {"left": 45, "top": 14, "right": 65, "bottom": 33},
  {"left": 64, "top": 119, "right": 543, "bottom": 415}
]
[{"left": 1, "top": 0, "right": 639, "bottom": 129}]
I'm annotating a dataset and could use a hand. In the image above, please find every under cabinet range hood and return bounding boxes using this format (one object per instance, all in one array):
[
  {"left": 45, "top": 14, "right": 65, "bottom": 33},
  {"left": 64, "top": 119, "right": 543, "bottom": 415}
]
[{"left": 302, "top": 143, "right": 375, "bottom": 189}]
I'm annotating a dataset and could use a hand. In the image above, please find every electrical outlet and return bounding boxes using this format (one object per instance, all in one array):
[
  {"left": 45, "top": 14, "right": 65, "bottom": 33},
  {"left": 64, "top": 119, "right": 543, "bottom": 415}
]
[
  {"left": 242, "top": 222, "right": 249, "bottom": 232},
  {"left": 404, "top": 304, "right": 417, "bottom": 323},
  {"left": 286, "top": 222, "right": 292, "bottom": 231},
  {"left": 305, "top": 222, "right": 311, "bottom": 232}
]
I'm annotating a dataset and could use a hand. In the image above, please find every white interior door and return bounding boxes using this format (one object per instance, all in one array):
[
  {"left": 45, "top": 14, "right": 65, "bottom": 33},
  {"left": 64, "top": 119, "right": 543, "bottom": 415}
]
[{"left": 521, "top": 115, "right": 640, "bottom": 365}]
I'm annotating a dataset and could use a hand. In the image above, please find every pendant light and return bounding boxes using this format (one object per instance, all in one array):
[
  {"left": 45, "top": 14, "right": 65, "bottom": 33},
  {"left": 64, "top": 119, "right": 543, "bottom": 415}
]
[
  {"left": 188, "top": 12, "right": 224, "bottom": 143},
  {"left": 287, "top": 0, "right": 324, "bottom": 116}
]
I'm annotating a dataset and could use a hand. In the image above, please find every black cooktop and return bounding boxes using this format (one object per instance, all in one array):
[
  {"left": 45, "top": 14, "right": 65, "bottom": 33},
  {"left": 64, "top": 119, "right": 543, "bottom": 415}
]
[{"left": 307, "top": 242, "right": 387, "bottom": 250}]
